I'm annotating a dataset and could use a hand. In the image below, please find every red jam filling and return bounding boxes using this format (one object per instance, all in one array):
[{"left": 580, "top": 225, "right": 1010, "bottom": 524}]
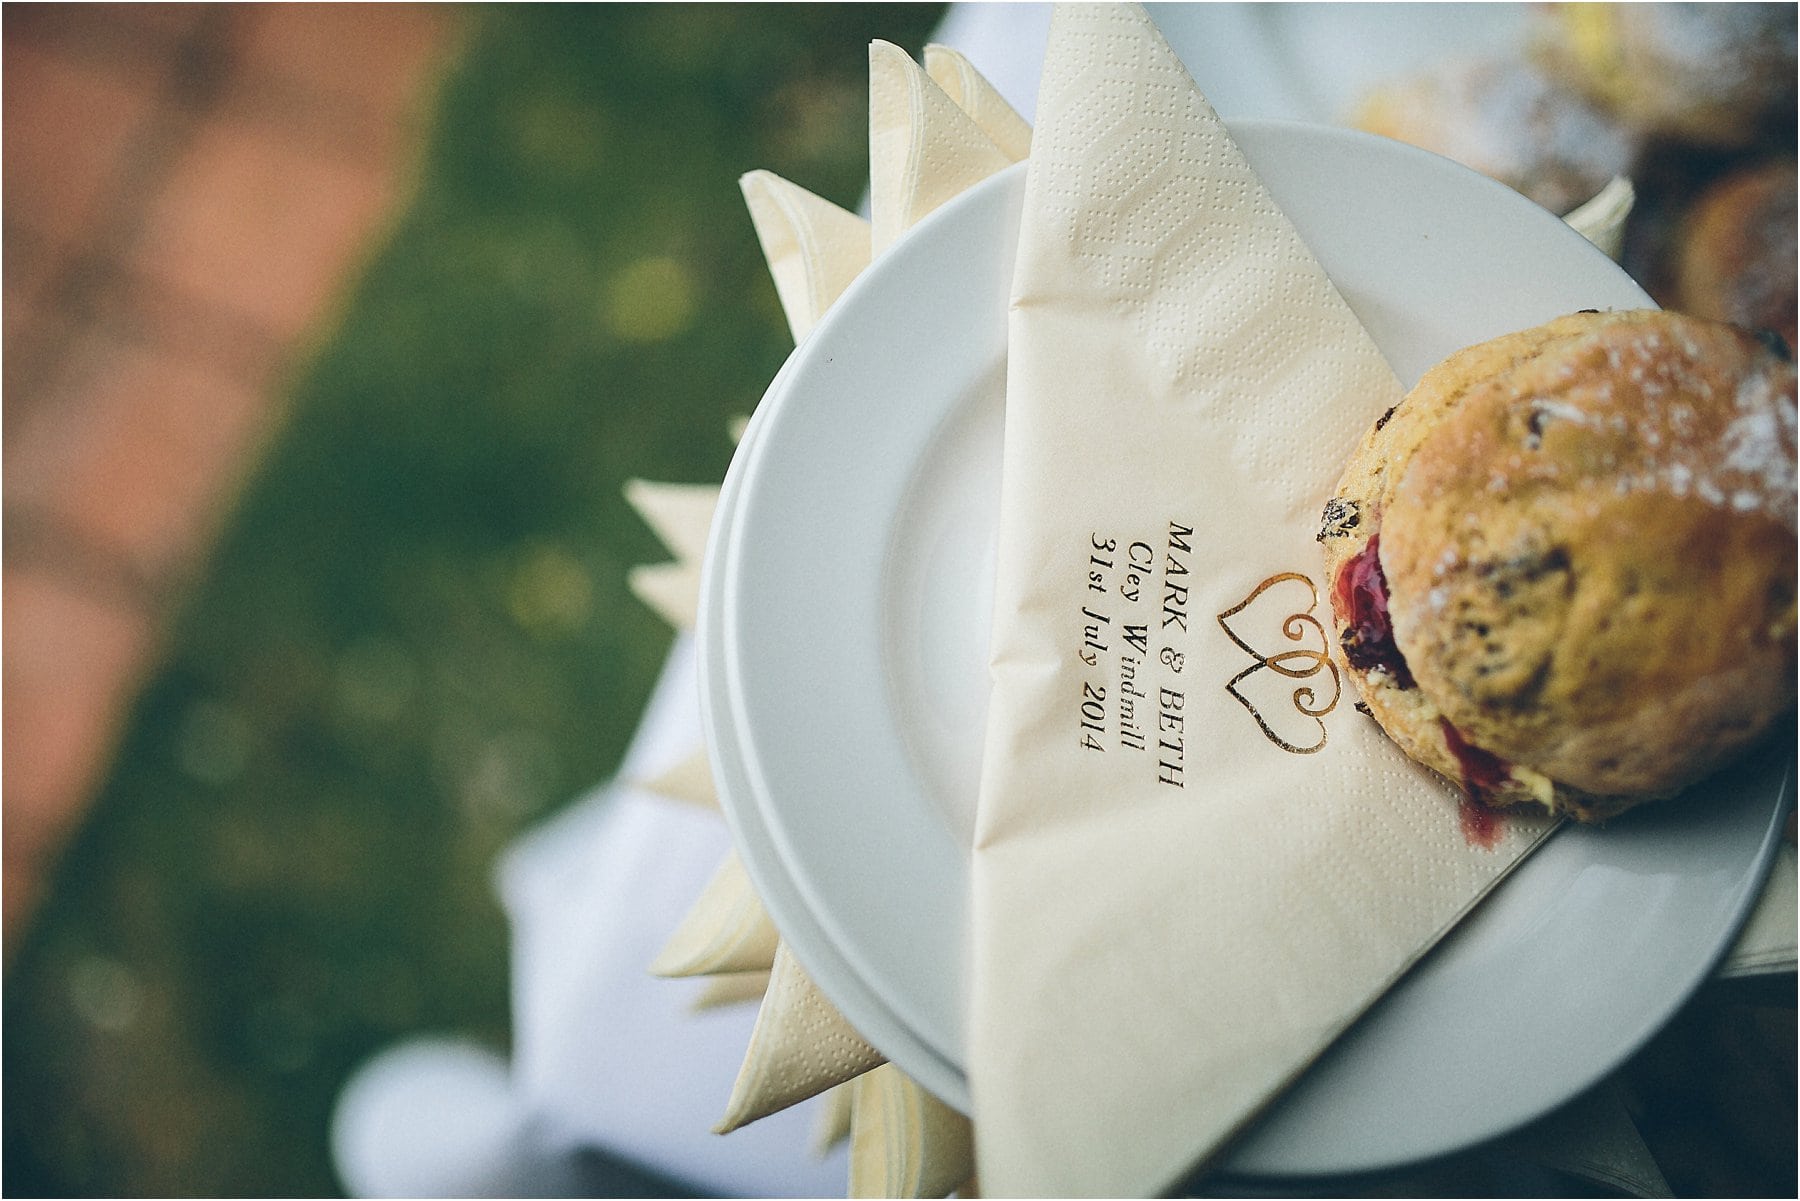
[
  {"left": 1439, "top": 718, "right": 1509, "bottom": 849},
  {"left": 1332, "top": 534, "right": 1414, "bottom": 688}
]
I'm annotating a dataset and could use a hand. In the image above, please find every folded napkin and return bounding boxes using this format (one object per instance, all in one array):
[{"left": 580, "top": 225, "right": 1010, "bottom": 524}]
[
  {"left": 648, "top": 851, "right": 779, "bottom": 978},
  {"left": 702, "top": 164, "right": 890, "bottom": 1124},
  {"left": 691, "top": 969, "right": 773, "bottom": 1012},
  {"left": 814, "top": 1082, "right": 856, "bottom": 1157},
  {"left": 1562, "top": 175, "right": 1635, "bottom": 260},
  {"left": 849, "top": 1064, "right": 976, "bottom": 1199},
  {"left": 624, "top": 481, "right": 718, "bottom": 631},
  {"left": 869, "top": 41, "right": 1021, "bottom": 257},
  {"left": 716, "top": 944, "right": 887, "bottom": 1134},
  {"left": 922, "top": 44, "right": 1033, "bottom": 163},
  {"left": 1720, "top": 841, "right": 1798, "bottom": 977},
  {"left": 637, "top": 744, "right": 719, "bottom": 811},
  {"left": 970, "top": 6, "right": 1559, "bottom": 1194},
  {"left": 740, "top": 170, "right": 871, "bottom": 344}
]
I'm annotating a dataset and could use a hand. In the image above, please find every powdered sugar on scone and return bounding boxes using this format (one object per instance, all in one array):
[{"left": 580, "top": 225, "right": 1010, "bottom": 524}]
[{"left": 1323, "top": 309, "right": 1797, "bottom": 822}]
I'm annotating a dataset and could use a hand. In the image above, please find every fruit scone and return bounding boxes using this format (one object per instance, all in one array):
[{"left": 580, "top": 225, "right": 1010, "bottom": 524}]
[{"left": 1319, "top": 309, "right": 1797, "bottom": 823}]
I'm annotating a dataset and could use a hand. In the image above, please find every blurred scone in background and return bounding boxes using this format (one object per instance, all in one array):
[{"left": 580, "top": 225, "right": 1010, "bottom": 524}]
[{"left": 1350, "top": 2, "right": 1797, "bottom": 348}]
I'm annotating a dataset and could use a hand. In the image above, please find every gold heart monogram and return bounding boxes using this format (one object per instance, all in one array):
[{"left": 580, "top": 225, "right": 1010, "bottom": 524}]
[{"left": 1216, "top": 573, "right": 1341, "bottom": 754}]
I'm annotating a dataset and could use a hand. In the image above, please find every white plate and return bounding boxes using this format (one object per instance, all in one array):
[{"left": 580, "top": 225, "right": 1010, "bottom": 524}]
[{"left": 709, "top": 125, "right": 1793, "bottom": 1177}]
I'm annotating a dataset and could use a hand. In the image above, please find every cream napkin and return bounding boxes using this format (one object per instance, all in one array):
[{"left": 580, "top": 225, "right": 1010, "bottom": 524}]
[
  {"left": 649, "top": 851, "right": 779, "bottom": 978},
  {"left": 624, "top": 480, "right": 716, "bottom": 565},
  {"left": 691, "top": 969, "right": 774, "bottom": 1012},
  {"left": 740, "top": 170, "right": 871, "bottom": 344},
  {"left": 1562, "top": 175, "right": 1635, "bottom": 260},
  {"left": 625, "top": 480, "right": 717, "bottom": 631},
  {"left": 1720, "top": 841, "right": 1798, "bottom": 977},
  {"left": 813, "top": 1082, "right": 857, "bottom": 1157},
  {"left": 637, "top": 745, "right": 719, "bottom": 811},
  {"left": 710, "top": 167, "right": 888, "bottom": 1119},
  {"left": 629, "top": 170, "right": 875, "bottom": 1113},
  {"left": 970, "top": 6, "right": 1556, "bottom": 1194},
  {"left": 869, "top": 40, "right": 1015, "bottom": 256},
  {"left": 923, "top": 44, "right": 1033, "bottom": 163},
  {"left": 716, "top": 943, "right": 888, "bottom": 1134},
  {"left": 848, "top": 1064, "right": 976, "bottom": 1199}
]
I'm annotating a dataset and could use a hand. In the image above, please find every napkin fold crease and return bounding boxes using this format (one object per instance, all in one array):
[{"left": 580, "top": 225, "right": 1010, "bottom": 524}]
[
  {"left": 922, "top": 43, "right": 1033, "bottom": 163},
  {"left": 814, "top": 1082, "right": 857, "bottom": 1157}
]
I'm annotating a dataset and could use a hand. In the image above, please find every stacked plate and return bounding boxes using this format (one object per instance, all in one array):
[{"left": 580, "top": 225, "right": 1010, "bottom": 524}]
[{"left": 696, "top": 124, "right": 1793, "bottom": 1178}]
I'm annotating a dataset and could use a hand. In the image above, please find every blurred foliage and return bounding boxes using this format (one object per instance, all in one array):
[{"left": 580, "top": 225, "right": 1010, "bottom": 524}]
[{"left": 3, "top": 4, "right": 944, "bottom": 1196}]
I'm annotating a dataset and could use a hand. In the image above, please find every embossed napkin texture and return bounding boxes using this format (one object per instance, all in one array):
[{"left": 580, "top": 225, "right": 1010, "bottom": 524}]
[
  {"left": 869, "top": 40, "right": 1023, "bottom": 256},
  {"left": 969, "top": 6, "right": 1557, "bottom": 1195}
]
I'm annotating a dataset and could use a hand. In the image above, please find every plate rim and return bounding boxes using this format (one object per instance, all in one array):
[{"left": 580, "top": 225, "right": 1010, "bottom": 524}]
[{"left": 697, "top": 360, "right": 973, "bottom": 1107}]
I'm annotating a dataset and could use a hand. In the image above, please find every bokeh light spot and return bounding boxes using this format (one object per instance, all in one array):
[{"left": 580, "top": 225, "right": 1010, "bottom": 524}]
[
  {"left": 603, "top": 255, "right": 698, "bottom": 343},
  {"left": 335, "top": 638, "right": 420, "bottom": 727},
  {"left": 458, "top": 729, "right": 562, "bottom": 821},
  {"left": 175, "top": 701, "right": 253, "bottom": 786},
  {"left": 506, "top": 543, "right": 593, "bottom": 635},
  {"left": 68, "top": 956, "right": 143, "bottom": 1034}
]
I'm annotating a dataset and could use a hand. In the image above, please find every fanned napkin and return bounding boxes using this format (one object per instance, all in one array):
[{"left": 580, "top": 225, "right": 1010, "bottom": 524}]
[
  {"left": 923, "top": 44, "right": 1033, "bottom": 162},
  {"left": 848, "top": 1064, "right": 975, "bottom": 1199},
  {"left": 649, "top": 851, "right": 779, "bottom": 978},
  {"left": 635, "top": 42, "right": 1025, "bottom": 1157},
  {"left": 869, "top": 40, "right": 1018, "bottom": 256},
  {"left": 740, "top": 170, "right": 871, "bottom": 343},
  {"left": 969, "top": 6, "right": 1557, "bottom": 1194},
  {"left": 625, "top": 481, "right": 717, "bottom": 631},
  {"left": 691, "top": 969, "right": 774, "bottom": 1012},
  {"left": 638, "top": 745, "right": 719, "bottom": 811},
  {"left": 717, "top": 944, "right": 887, "bottom": 1134},
  {"left": 698, "top": 170, "right": 890, "bottom": 1119},
  {"left": 1720, "top": 841, "right": 1798, "bottom": 977}
]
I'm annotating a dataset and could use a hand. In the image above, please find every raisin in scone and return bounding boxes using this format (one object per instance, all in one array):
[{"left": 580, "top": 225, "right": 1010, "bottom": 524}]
[{"left": 1320, "top": 309, "right": 1797, "bottom": 822}]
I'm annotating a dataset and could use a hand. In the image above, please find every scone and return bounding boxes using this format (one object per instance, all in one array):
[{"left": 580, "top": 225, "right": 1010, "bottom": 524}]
[
  {"left": 1672, "top": 159, "right": 1798, "bottom": 354},
  {"left": 1536, "top": 2, "right": 1797, "bottom": 148},
  {"left": 1320, "top": 310, "right": 1797, "bottom": 822},
  {"left": 1351, "top": 56, "right": 1634, "bottom": 217}
]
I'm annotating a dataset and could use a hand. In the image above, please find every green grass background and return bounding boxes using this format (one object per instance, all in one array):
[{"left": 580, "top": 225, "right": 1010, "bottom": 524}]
[{"left": 4, "top": 5, "right": 944, "bottom": 1195}]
